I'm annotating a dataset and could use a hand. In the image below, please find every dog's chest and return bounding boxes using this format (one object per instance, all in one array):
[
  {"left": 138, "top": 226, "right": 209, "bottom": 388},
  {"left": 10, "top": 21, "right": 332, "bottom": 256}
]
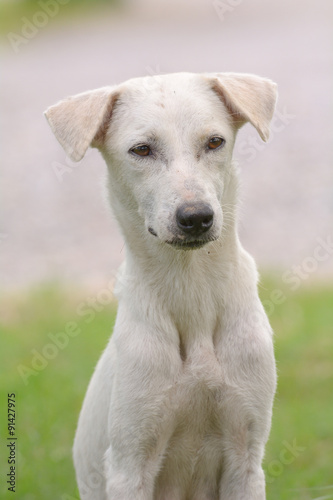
[
  {"left": 170, "top": 357, "right": 224, "bottom": 451},
  {"left": 154, "top": 346, "right": 225, "bottom": 498}
]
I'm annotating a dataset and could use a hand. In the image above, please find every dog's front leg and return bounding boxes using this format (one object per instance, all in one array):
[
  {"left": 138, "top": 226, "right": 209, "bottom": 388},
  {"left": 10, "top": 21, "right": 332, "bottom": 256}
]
[
  {"left": 219, "top": 455, "right": 266, "bottom": 500},
  {"left": 103, "top": 306, "right": 181, "bottom": 500},
  {"left": 217, "top": 387, "right": 273, "bottom": 500},
  {"left": 217, "top": 403, "right": 274, "bottom": 499},
  {"left": 217, "top": 306, "right": 276, "bottom": 500}
]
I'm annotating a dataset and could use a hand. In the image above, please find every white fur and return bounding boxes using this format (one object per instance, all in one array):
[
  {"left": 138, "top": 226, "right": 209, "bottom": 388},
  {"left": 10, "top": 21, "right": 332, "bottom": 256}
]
[{"left": 45, "top": 72, "right": 278, "bottom": 500}]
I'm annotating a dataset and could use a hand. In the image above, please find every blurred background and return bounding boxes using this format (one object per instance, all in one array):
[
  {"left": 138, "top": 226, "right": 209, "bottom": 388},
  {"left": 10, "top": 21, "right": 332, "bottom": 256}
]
[{"left": 0, "top": 0, "right": 332, "bottom": 499}]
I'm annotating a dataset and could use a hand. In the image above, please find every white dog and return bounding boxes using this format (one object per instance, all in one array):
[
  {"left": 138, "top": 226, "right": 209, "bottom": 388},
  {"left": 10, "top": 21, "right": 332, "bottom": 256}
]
[{"left": 45, "top": 72, "right": 277, "bottom": 500}]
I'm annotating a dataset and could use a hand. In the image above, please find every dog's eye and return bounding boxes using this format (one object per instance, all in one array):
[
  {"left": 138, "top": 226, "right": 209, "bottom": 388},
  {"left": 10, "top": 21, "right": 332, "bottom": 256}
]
[
  {"left": 207, "top": 137, "right": 225, "bottom": 150},
  {"left": 130, "top": 145, "right": 151, "bottom": 157}
]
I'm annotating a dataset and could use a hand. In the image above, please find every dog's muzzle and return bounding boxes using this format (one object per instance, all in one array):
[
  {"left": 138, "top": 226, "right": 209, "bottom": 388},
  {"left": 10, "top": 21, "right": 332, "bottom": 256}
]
[{"left": 148, "top": 202, "right": 217, "bottom": 250}]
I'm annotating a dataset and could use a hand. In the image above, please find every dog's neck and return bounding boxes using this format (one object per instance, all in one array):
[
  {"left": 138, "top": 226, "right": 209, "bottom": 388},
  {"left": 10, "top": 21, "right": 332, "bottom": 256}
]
[{"left": 119, "top": 226, "right": 257, "bottom": 348}]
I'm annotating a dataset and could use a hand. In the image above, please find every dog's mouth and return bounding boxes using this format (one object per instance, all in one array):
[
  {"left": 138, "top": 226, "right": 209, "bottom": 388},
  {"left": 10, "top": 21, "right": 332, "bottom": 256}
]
[
  {"left": 148, "top": 227, "right": 216, "bottom": 250},
  {"left": 166, "top": 239, "right": 209, "bottom": 250}
]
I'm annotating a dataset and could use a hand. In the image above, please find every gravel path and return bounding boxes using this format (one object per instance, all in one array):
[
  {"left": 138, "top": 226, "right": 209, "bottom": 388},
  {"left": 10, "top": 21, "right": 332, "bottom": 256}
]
[{"left": 1, "top": 0, "right": 332, "bottom": 291}]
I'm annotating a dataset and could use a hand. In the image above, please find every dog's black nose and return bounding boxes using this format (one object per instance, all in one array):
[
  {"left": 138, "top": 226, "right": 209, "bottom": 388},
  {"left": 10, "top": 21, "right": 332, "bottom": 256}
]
[{"left": 176, "top": 203, "right": 214, "bottom": 236}]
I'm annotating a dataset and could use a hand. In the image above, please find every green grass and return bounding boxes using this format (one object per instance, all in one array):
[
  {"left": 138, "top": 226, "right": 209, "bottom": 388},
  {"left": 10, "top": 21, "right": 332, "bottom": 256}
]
[
  {"left": 0, "top": 277, "right": 332, "bottom": 499},
  {"left": 260, "top": 278, "right": 333, "bottom": 500}
]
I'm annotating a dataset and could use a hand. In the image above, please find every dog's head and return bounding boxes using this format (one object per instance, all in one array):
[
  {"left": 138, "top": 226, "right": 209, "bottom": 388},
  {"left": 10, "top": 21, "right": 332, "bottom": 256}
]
[{"left": 45, "top": 73, "right": 277, "bottom": 251}]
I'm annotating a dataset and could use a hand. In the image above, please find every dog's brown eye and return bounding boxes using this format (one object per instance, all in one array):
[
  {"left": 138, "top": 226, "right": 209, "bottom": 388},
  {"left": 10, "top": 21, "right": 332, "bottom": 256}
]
[
  {"left": 130, "top": 145, "right": 151, "bottom": 157},
  {"left": 208, "top": 137, "right": 225, "bottom": 150}
]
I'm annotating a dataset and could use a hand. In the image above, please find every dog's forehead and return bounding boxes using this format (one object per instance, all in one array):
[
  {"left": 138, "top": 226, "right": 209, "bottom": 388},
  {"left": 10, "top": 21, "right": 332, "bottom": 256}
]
[
  {"left": 121, "top": 74, "right": 225, "bottom": 117},
  {"left": 113, "top": 73, "right": 232, "bottom": 139}
]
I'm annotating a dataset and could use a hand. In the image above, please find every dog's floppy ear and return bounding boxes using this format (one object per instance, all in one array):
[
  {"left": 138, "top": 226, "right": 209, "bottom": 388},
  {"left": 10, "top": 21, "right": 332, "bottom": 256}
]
[
  {"left": 44, "top": 87, "right": 118, "bottom": 162},
  {"left": 209, "top": 73, "right": 277, "bottom": 141}
]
